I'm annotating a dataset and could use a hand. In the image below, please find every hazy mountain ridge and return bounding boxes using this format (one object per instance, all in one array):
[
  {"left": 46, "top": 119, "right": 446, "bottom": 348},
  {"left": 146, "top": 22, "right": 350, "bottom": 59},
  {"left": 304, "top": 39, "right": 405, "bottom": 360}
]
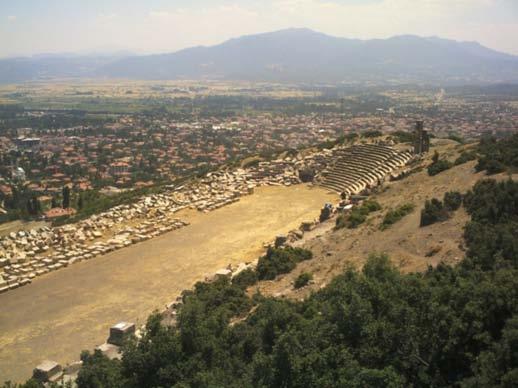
[{"left": 2, "top": 28, "right": 518, "bottom": 84}]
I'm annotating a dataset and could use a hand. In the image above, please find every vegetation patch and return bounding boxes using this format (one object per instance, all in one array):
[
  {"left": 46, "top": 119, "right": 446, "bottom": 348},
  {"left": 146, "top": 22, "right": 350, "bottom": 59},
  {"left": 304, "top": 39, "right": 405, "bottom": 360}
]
[
  {"left": 380, "top": 203, "right": 415, "bottom": 230},
  {"left": 294, "top": 272, "right": 313, "bottom": 289},
  {"left": 476, "top": 133, "right": 518, "bottom": 175},
  {"left": 443, "top": 191, "right": 462, "bottom": 211},
  {"left": 232, "top": 268, "right": 259, "bottom": 289},
  {"left": 463, "top": 179, "right": 518, "bottom": 270},
  {"left": 447, "top": 133, "right": 464, "bottom": 143},
  {"left": 391, "top": 130, "right": 415, "bottom": 144},
  {"left": 256, "top": 246, "right": 313, "bottom": 280},
  {"left": 420, "top": 191, "right": 462, "bottom": 227},
  {"left": 335, "top": 200, "right": 381, "bottom": 229},
  {"left": 427, "top": 151, "right": 453, "bottom": 176},
  {"left": 454, "top": 150, "right": 477, "bottom": 166},
  {"left": 362, "top": 130, "right": 382, "bottom": 138}
]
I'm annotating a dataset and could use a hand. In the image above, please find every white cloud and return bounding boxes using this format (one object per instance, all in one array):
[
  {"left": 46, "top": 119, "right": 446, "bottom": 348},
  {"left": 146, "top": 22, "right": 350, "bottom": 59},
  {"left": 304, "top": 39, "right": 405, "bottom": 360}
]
[{"left": 7, "top": 15, "right": 16, "bottom": 22}]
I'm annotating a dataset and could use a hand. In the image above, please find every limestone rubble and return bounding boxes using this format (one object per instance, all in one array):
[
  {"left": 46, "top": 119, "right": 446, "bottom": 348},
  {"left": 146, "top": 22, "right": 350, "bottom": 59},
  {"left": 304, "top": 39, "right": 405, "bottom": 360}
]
[{"left": 0, "top": 143, "right": 412, "bottom": 294}]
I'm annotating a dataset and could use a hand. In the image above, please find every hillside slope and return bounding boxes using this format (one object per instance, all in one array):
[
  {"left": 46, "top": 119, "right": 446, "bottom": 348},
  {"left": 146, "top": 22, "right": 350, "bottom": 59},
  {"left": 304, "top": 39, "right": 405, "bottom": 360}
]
[{"left": 257, "top": 140, "right": 513, "bottom": 299}]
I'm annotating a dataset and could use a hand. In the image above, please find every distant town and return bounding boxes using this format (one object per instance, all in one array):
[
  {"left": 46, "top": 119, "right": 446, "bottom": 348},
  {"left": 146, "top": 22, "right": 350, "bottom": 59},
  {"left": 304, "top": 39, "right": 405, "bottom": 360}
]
[{"left": 0, "top": 83, "right": 516, "bottom": 224}]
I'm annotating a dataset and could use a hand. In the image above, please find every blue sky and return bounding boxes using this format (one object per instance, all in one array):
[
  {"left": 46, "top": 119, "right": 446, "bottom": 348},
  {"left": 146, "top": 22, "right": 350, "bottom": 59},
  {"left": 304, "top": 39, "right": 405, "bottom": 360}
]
[{"left": 1, "top": 0, "right": 517, "bottom": 57}]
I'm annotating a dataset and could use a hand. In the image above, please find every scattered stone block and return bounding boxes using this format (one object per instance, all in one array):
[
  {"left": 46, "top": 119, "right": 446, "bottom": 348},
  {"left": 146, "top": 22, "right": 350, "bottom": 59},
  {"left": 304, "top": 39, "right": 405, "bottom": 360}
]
[
  {"left": 33, "top": 360, "right": 63, "bottom": 383},
  {"left": 107, "top": 322, "right": 135, "bottom": 346}
]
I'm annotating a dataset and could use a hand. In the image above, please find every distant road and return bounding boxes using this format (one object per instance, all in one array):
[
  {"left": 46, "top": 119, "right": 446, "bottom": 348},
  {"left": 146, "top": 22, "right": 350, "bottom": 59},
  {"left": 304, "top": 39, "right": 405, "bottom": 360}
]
[{"left": 0, "top": 185, "right": 335, "bottom": 383}]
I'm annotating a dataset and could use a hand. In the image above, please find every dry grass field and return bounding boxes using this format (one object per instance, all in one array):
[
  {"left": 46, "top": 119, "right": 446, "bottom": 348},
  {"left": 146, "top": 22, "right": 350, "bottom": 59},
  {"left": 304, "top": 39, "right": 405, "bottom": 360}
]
[
  {"left": 0, "top": 184, "right": 335, "bottom": 383},
  {"left": 0, "top": 80, "right": 315, "bottom": 107}
]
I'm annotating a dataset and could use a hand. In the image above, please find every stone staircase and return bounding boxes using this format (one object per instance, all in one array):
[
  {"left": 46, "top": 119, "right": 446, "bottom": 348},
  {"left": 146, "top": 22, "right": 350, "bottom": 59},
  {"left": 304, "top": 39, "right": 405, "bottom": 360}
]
[{"left": 320, "top": 144, "right": 412, "bottom": 194}]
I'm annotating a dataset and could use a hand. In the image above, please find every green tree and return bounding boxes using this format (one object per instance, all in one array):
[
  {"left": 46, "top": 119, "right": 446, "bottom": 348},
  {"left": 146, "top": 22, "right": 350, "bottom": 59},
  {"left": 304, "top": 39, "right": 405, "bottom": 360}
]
[
  {"left": 294, "top": 272, "right": 312, "bottom": 289},
  {"left": 444, "top": 191, "right": 462, "bottom": 211},
  {"left": 78, "top": 194, "right": 84, "bottom": 210},
  {"left": 420, "top": 198, "right": 449, "bottom": 226},
  {"left": 76, "top": 350, "right": 123, "bottom": 388},
  {"left": 62, "top": 186, "right": 71, "bottom": 209}
]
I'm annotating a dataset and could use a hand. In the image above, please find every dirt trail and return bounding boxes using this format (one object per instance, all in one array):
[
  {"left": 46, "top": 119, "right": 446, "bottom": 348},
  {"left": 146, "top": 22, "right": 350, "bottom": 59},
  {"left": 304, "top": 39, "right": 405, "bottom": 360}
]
[{"left": 0, "top": 185, "right": 336, "bottom": 383}]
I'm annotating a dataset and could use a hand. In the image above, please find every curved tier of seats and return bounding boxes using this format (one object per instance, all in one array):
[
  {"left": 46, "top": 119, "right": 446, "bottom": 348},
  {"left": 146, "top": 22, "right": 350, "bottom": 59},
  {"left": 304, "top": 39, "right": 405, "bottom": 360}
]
[{"left": 321, "top": 144, "right": 412, "bottom": 194}]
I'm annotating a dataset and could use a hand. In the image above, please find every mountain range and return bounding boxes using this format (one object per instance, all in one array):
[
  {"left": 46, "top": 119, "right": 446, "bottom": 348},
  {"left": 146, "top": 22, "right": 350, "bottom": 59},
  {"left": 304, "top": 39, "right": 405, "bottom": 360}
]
[{"left": 2, "top": 28, "right": 518, "bottom": 84}]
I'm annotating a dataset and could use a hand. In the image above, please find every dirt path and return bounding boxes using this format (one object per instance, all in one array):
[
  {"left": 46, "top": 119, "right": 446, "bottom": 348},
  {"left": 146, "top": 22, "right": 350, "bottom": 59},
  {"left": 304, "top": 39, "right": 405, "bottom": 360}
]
[{"left": 0, "top": 185, "right": 336, "bottom": 383}]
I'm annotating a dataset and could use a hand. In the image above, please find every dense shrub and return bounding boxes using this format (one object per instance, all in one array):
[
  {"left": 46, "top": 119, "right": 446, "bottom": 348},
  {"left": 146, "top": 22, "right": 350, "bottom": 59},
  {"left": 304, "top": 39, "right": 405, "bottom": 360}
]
[
  {"left": 76, "top": 350, "right": 123, "bottom": 388},
  {"left": 256, "top": 247, "right": 313, "bottom": 280},
  {"left": 443, "top": 191, "right": 462, "bottom": 211},
  {"left": 447, "top": 133, "right": 464, "bottom": 143},
  {"left": 232, "top": 268, "right": 259, "bottom": 289},
  {"left": 476, "top": 134, "right": 518, "bottom": 174},
  {"left": 294, "top": 272, "right": 313, "bottom": 289},
  {"left": 462, "top": 179, "right": 518, "bottom": 270},
  {"left": 454, "top": 150, "right": 477, "bottom": 165},
  {"left": 420, "top": 198, "right": 449, "bottom": 226},
  {"left": 420, "top": 191, "right": 464, "bottom": 227},
  {"left": 392, "top": 130, "right": 415, "bottom": 144},
  {"left": 427, "top": 159, "right": 453, "bottom": 176},
  {"left": 362, "top": 130, "right": 382, "bottom": 138},
  {"left": 380, "top": 203, "right": 415, "bottom": 230},
  {"left": 336, "top": 200, "right": 381, "bottom": 229}
]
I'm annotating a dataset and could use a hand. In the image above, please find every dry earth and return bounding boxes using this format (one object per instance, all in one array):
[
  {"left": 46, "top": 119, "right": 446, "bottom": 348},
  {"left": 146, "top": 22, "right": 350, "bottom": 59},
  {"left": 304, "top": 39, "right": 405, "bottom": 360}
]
[{"left": 0, "top": 185, "right": 335, "bottom": 383}]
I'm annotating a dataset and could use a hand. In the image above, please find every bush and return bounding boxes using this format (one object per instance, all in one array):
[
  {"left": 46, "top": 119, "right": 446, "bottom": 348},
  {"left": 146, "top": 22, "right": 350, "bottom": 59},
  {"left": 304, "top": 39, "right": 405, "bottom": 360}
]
[
  {"left": 232, "top": 268, "right": 258, "bottom": 289},
  {"left": 256, "top": 247, "right": 313, "bottom": 280},
  {"left": 475, "top": 134, "right": 518, "bottom": 175},
  {"left": 294, "top": 272, "right": 313, "bottom": 289},
  {"left": 454, "top": 150, "right": 477, "bottom": 166},
  {"left": 428, "top": 160, "right": 453, "bottom": 176},
  {"left": 420, "top": 199, "right": 449, "bottom": 226},
  {"left": 482, "top": 159, "right": 506, "bottom": 175},
  {"left": 380, "top": 203, "right": 415, "bottom": 230},
  {"left": 336, "top": 200, "right": 381, "bottom": 229},
  {"left": 448, "top": 134, "right": 464, "bottom": 143},
  {"left": 362, "top": 130, "right": 382, "bottom": 138},
  {"left": 443, "top": 191, "right": 462, "bottom": 211},
  {"left": 362, "top": 200, "right": 382, "bottom": 213},
  {"left": 77, "top": 350, "right": 123, "bottom": 388},
  {"left": 462, "top": 179, "right": 518, "bottom": 270},
  {"left": 392, "top": 131, "right": 415, "bottom": 144}
]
